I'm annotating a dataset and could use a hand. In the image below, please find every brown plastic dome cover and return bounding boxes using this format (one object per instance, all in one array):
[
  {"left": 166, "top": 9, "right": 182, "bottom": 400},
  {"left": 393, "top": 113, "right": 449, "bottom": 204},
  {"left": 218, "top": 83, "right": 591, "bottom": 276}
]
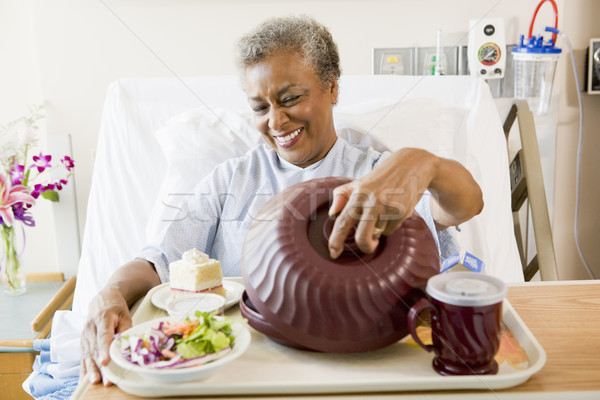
[{"left": 241, "top": 177, "right": 440, "bottom": 353}]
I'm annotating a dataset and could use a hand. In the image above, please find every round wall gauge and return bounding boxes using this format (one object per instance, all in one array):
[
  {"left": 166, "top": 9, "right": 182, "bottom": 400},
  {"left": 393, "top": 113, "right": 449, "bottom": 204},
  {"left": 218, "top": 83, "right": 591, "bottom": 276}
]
[
  {"left": 468, "top": 18, "right": 506, "bottom": 79},
  {"left": 478, "top": 42, "right": 502, "bottom": 66}
]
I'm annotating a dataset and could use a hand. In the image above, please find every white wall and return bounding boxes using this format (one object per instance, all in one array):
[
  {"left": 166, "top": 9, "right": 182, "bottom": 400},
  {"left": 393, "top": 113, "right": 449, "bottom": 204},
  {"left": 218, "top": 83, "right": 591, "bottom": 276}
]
[
  {"left": 0, "top": 1, "right": 57, "bottom": 276},
  {"left": 3, "top": 0, "right": 596, "bottom": 280},
  {"left": 554, "top": 0, "right": 600, "bottom": 280}
]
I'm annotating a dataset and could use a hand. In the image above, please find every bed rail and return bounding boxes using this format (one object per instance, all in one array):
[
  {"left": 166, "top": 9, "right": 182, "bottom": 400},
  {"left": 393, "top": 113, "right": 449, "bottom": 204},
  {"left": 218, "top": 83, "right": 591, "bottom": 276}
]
[{"left": 503, "top": 100, "right": 559, "bottom": 281}]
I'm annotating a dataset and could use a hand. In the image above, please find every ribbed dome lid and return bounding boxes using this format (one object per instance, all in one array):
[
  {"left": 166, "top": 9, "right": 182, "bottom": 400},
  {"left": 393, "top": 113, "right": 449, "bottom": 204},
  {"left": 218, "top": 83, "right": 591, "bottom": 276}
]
[{"left": 241, "top": 177, "right": 440, "bottom": 353}]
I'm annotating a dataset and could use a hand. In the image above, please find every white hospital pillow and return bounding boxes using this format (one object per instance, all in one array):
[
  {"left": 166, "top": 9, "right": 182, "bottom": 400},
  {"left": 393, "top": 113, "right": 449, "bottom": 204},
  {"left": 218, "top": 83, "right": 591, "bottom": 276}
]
[
  {"left": 145, "top": 106, "right": 262, "bottom": 242},
  {"left": 334, "top": 98, "right": 469, "bottom": 164}
]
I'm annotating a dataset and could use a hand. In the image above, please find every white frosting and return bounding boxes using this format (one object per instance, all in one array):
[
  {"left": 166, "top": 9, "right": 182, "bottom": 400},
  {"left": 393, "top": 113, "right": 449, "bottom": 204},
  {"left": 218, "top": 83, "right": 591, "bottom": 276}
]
[
  {"left": 181, "top": 248, "right": 210, "bottom": 264},
  {"left": 169, "top": 248, "right": 222, "bottom": 292}
]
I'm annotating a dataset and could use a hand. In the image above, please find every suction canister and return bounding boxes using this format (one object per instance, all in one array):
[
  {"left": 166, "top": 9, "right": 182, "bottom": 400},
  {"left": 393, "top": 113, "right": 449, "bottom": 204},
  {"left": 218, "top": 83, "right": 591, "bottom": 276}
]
[
  {"left": 512, "top": 0, "right": 561, "bottom": 116},
  {"left": 512, "top": 31, "right": 561, "bottom": 116}
]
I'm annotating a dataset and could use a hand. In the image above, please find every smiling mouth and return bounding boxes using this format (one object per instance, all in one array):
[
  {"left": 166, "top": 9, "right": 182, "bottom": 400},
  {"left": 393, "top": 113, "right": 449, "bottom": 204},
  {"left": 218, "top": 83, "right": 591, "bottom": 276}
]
[{"left": 275, "top": 127, "right": 302, "bottom": 144}]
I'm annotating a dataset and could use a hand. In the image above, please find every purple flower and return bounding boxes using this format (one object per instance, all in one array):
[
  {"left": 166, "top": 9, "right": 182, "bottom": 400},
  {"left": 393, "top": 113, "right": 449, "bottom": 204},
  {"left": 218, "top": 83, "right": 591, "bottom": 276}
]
[
  {"left": 10, "top": 165, "right": 25, "bottom": 185},
  {"left": 56, "top": 179, "right": 69, "bottom": 190},
  {"left": 31, "top": 183, "right": 44, "bottom": 199},
  {"left": 13, "top": 203, "right": 35, "bottom": 227},
  {"left": 61, "top": 156, "right": 75, "bottom": 171},
  {"left": 30, "top": 152, "right": 52, "bottom": 173}
]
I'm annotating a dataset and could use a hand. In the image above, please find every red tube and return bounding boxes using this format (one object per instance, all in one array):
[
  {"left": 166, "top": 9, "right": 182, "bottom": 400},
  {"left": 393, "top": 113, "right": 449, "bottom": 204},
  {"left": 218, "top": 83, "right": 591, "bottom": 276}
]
[{"left": 528, "top": 0, "right": 559, "bottom": 43}]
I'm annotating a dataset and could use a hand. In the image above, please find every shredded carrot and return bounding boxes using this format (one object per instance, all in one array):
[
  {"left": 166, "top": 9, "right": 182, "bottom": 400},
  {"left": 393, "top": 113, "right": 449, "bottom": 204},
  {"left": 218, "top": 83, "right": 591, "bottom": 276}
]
[{"left": 162, "top": 320, "right": 200, "bottom": 338}]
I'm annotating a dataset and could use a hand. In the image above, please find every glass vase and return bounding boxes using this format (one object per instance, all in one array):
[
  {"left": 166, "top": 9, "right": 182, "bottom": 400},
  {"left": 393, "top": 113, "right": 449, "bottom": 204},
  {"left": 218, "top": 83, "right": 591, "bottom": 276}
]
[{"left": 1, "top": 225, "right": 26, "bottom": 296}]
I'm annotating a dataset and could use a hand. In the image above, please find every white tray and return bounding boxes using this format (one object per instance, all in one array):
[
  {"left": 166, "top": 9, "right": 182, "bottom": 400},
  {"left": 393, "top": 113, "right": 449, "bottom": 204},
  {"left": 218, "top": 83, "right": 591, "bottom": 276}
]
[{"left": 104, "top": 299, "right": 545, "bottom": 397}]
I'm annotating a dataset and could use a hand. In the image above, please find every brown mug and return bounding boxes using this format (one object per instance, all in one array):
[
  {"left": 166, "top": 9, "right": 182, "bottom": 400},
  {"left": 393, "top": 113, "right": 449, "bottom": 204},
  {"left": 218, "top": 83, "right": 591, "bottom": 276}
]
[{"left": 407, "top": 272, "right": 507, "bottom": 375}]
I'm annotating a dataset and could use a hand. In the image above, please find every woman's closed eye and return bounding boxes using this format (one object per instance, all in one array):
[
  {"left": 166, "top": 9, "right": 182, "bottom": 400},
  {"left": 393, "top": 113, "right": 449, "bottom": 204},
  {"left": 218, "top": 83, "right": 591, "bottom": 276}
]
[
  {"left": 282, "top": 95, "right": 300, "bottom": 105},
  {"left": 252, "top": 104, "right": 268, "bottom": 114}
]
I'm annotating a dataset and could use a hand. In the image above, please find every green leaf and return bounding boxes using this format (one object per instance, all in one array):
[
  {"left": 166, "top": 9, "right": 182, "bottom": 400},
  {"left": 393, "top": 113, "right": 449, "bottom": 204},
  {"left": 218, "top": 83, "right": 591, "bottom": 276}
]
[
  {"left": 175, "top": 313, "right": 235, "bottom": 359},
  {"left": 176, "top": 340, "right": 208, "bottom": 359},
  {"left": 41, "top": 190, "right": 60, "bottom": 202}
]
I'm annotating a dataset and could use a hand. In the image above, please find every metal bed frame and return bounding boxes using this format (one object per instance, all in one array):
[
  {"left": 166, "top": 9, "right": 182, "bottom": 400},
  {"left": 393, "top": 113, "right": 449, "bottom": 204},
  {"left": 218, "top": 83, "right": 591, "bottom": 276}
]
[{"left": 503, "top": 100, "right": 559, "bottom": 281}]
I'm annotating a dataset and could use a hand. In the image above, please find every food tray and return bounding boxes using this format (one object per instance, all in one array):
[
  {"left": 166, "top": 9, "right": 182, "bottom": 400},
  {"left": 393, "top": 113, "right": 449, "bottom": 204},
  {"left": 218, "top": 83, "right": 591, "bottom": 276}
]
[{"left": 104, "top": 291, "right": 545, "bottom": 397}]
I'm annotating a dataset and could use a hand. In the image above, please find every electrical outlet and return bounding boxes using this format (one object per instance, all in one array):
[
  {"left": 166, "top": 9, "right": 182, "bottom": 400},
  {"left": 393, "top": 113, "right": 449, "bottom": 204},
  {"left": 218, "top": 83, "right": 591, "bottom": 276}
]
[
  {"left": 381, "top": 53, "right": 405, "bottom": 75},
  {"left": 587, "top": 38, "right": 600, "bottom": 94},
  {"left": 372, "top": 48, "right": 413, "bottom": 75}
]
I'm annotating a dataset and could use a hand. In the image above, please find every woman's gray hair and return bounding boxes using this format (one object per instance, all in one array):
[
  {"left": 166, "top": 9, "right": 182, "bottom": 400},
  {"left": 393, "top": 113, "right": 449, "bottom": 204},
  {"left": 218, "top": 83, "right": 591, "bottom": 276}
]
[{"left": 236, "top": 15, "right": 341, "bottom": 88}]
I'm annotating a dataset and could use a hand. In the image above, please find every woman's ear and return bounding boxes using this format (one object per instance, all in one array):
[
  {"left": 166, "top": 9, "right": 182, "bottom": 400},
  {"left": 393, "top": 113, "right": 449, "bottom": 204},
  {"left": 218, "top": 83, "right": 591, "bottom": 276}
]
[{"left": 329, "top": 79, "right": 339, "bottom": 104}]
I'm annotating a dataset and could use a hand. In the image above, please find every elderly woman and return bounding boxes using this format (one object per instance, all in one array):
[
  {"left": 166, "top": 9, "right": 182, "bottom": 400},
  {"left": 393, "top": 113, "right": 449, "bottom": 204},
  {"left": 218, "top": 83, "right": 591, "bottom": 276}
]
[{"left": 81, "top": 15, "right": 483, "bottom": 384}]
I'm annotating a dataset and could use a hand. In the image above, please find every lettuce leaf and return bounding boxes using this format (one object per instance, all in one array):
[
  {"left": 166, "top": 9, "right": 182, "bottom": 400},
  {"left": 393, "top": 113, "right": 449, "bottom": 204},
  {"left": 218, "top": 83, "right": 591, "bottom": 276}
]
[{"left": 175, "top": 312, "right": 234, "bottom": 359}]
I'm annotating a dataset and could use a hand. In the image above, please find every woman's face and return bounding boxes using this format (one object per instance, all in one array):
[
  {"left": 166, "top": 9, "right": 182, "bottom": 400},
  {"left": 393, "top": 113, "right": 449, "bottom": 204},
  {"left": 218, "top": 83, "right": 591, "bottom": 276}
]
[{"left": 244, "top": 52, "right": 338, "bottom": 168}]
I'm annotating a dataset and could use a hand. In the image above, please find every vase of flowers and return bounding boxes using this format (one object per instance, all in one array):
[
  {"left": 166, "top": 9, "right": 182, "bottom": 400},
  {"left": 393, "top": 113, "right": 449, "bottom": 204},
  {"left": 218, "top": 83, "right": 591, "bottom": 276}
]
[
  {"left": 0, "top": 104, "right": 74, "bottom": 295},
  {"left": 1, "top": 224, "right": 26, "bottom": 294}
]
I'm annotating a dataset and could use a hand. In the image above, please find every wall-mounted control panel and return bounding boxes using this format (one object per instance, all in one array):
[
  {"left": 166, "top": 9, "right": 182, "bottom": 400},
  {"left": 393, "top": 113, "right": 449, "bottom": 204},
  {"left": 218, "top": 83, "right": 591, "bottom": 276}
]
[
  {"left": 373, "top": 46, "right": 466, "bottom": 77},
  {"left": 467, "top": 18, "right": 506, "bottom": 79},
  {"left": 372, "top": 45, "right": 516, "bottom": 98},
  {"left": 587, "top": 38, "right": 600, "bottom": 94},
  {"left": 379, "top": 52, "right": 410, "bottom": 75}
]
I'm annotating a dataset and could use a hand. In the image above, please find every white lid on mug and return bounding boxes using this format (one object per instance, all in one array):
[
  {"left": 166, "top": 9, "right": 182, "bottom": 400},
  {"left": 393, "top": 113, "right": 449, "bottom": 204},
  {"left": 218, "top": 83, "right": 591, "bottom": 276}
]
[{"left": 426, "top": 272, "right": 507, "bottom": 307}]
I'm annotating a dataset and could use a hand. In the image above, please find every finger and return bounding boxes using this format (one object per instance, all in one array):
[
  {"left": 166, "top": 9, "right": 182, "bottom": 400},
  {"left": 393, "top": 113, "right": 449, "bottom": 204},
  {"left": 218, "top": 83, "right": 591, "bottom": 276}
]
[
  {"left": 102, "top": 372, "right": 114, "bottom": 387},
  {"left": 116, "top": 313, "right": 133, "bottom": 334},
  {"left": 328, "top": 206, "right": 360, "bottom": 259},
  {"left": 94, "top": 333, "right": 111, "bottom": 367},
  {"left": 328, "top": 184, "right": 353, "bottom": 217},
  {"left": 80, "top": 322, "right": 96, "bottom": 376},
  {"left": 80, "top": 355, "right": 87, "bottom": 379},
  {"left": 373, "top": 219, "right": 388, "bottom": 238},
  {"left": 354, "top": 213, "right": 387, "bottom": 254},
  {"left": 383, "top": 214, "right": 408, "bottom": 235},
  {"left": 379, "top": 193, "right": 412, "bottom": 235},
  {"left": 87, "top": 318, "right": 117, "bottom": 385},
  {"left": 85, "top": 356, "right": 102, "bottom": 384},
  {"left": 81, "top": 327, "right": 104, "bottom": 384},
  {"left": 96, "top": 314, "right": 127, "bottom": 367},
  {"left": 382, "top": 197, "right": 415, "bottom": 235},
  {"left": 329, "top": 185, "right": 378, "bottom": 258}
]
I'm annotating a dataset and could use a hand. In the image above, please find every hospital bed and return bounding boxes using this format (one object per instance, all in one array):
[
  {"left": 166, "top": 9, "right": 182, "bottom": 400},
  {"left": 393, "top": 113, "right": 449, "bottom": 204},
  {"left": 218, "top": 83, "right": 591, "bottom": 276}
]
[{"left": 71, "top": 75, "right": 541, "bottom": 314}]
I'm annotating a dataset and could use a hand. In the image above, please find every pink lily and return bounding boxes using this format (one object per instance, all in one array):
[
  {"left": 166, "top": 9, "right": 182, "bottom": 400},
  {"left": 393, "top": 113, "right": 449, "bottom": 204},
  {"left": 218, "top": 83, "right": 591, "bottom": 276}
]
[{"left": 0, "top": 173, "right": 36, "bottom": 227}]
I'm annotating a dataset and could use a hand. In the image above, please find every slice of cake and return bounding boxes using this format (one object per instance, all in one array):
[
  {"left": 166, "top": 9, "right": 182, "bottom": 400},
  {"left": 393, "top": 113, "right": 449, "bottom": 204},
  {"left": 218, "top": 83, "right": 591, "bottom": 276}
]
[{"left": 169, "top": 248, "right": 226, "bottom": 298}]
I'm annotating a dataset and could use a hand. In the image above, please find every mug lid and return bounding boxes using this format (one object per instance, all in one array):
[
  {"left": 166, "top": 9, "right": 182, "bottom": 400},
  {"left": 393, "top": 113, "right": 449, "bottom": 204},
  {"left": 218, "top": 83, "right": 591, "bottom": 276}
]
[{"left": 426, "top": 272, "right": 507, "bottom": 307}]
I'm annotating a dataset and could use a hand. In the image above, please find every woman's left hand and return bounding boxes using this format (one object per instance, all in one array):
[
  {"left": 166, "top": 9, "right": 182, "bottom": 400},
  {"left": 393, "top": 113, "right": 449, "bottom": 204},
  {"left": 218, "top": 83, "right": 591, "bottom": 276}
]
[{"left": 327, "top": 148, "right": 482, "bottom": 259}]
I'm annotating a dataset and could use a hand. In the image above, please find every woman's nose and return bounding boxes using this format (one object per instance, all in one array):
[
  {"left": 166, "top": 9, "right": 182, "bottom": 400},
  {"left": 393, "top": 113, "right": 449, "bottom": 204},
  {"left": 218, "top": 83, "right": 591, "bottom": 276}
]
[{"left": 267, "top": 106, "right": 289, "bottom": 131}]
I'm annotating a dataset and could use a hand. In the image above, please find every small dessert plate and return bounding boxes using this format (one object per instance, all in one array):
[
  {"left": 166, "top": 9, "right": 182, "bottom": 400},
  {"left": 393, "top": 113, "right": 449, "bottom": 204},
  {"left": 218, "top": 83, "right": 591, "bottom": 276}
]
[
  {"left": 151, "top": 280, "right": 244, "bottom": 311},
  {"left": 166, "top": 293, "right": 226, "bottom": 317}
]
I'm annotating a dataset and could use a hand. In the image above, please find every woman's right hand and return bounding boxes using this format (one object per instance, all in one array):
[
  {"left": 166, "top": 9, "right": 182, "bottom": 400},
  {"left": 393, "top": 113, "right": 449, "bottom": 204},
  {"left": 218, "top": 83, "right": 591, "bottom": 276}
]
[
  {"left": 79, "top": 259, "right": 161, "bottom": 384},
  {"left": 81, "top": 286, "right": 132, "bottom": 385}
]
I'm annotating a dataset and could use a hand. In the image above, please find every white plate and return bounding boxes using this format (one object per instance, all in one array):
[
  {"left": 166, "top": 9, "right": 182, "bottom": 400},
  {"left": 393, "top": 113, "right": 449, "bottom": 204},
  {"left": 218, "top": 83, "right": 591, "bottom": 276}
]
[
  {"left": 151, "top": 279, "right": 244, "bottom": 311},
  {"left": 166, "top": 293, "right": 226, "bottom": 317},
  {"left": 104, "top": 300, "right": 546, "bottom": 397},
  {"left": 108, "top": 316, "right": 250, "bottom": 383}
]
